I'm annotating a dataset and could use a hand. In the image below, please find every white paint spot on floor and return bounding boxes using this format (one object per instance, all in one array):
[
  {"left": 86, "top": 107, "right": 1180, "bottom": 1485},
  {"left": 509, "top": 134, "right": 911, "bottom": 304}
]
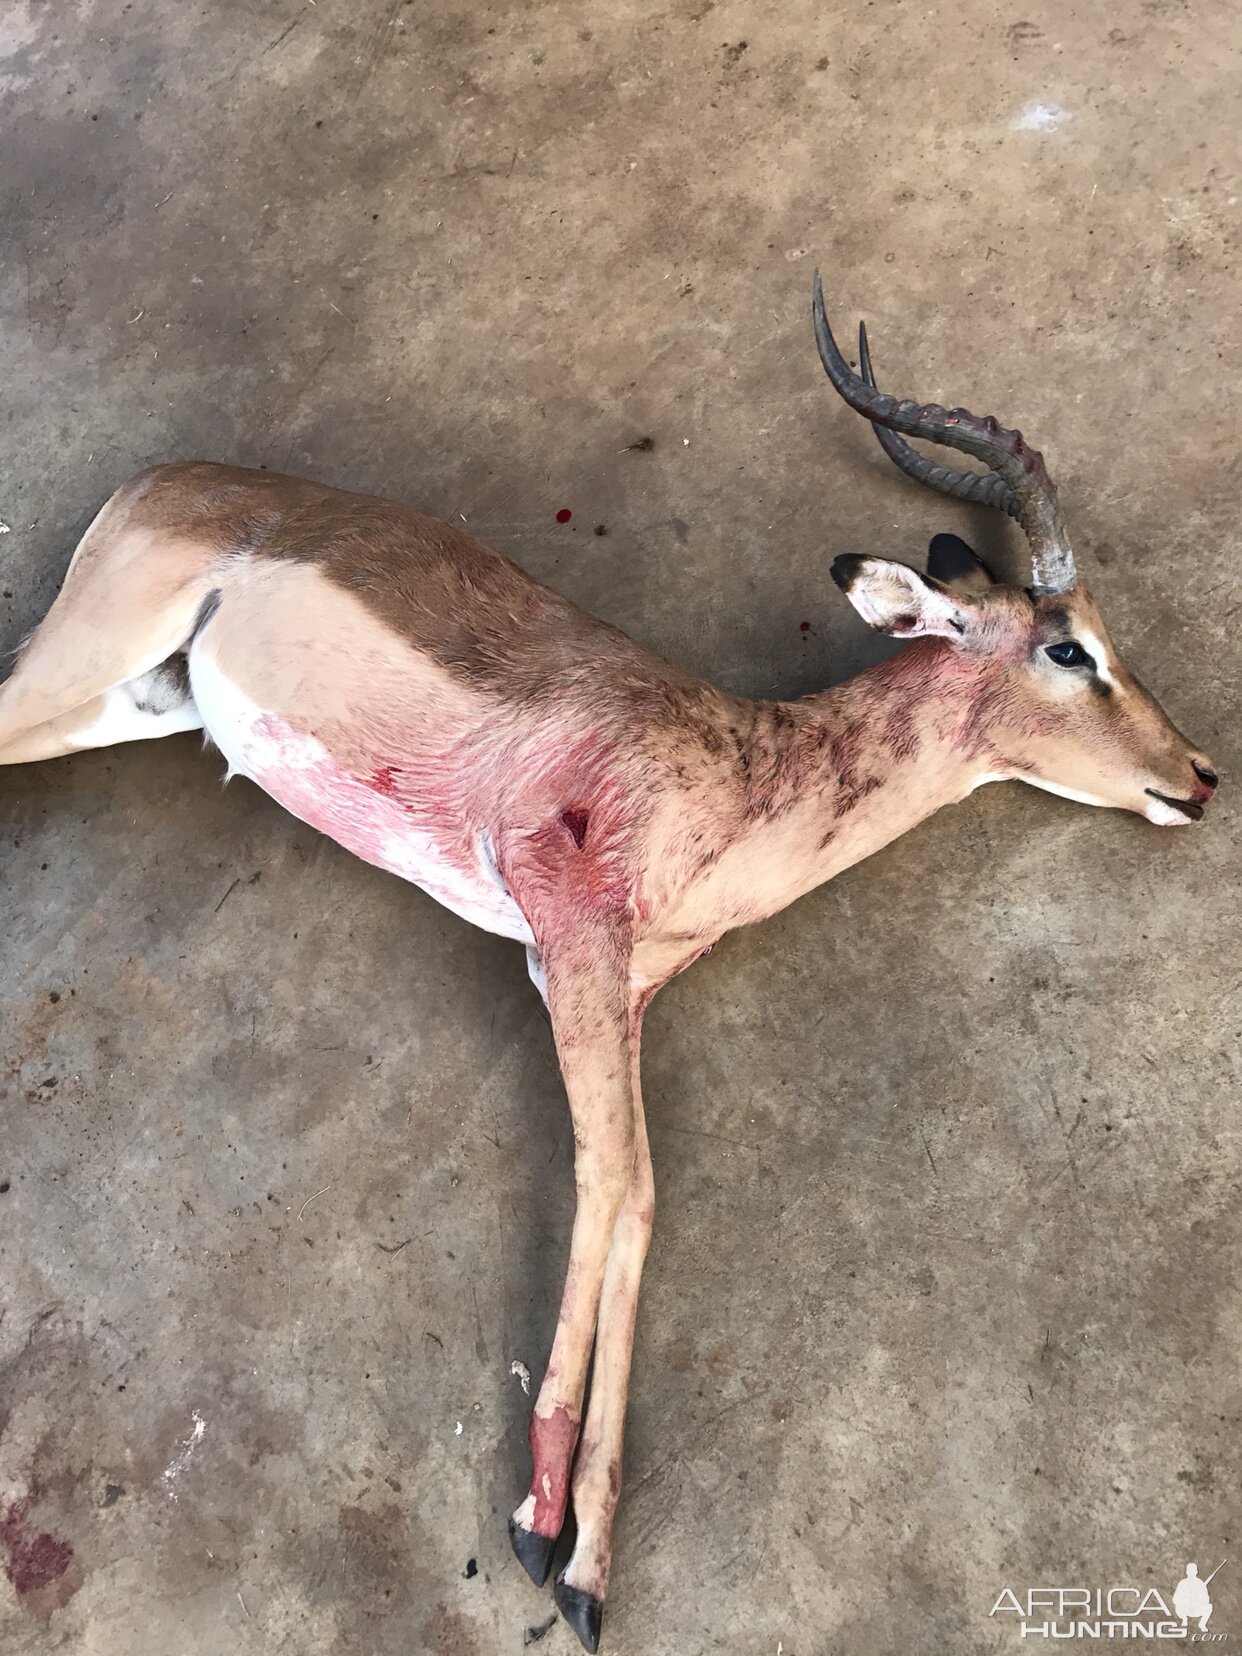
[
  {"left": 454, "top": 1420, "right": 464, "bottom": 1436},
  {"left": 1012, "top": 101, "right": 1071, "bottom": 132},
  {"left": 162, "top": 1410, "right": 206, "bottom": 1499},
  {"left": 510, "top": 1359, "right": 532, "bottom": 1395}
]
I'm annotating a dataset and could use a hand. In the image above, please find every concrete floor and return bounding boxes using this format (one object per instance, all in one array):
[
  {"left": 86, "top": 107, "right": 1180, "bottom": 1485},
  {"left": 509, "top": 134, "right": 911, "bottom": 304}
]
[{"left": 1, "top": 1, "right": 1238, "bottom": 1651}]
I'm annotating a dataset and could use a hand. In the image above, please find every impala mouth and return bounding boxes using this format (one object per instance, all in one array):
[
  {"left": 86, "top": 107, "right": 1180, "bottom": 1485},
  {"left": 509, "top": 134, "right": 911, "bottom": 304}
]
[{"left": 1145, "top": 788, "right": 1204, "bottom": 822}]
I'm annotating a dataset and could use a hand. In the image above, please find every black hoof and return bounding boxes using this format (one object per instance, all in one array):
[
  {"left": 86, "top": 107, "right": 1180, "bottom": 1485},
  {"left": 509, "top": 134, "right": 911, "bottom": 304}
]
[
  {"left": 508, "top": 1516, "right": 556, "bottom": 1588},
  {"left": 554, "top": 1576, "right": 603, "bottom": 1654}
]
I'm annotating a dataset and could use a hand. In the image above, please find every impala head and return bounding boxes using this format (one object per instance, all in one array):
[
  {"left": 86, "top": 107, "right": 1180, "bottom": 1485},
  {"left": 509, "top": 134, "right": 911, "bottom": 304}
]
[{"left": 812, "top": 274, "right": 1218, "bottom": 827}]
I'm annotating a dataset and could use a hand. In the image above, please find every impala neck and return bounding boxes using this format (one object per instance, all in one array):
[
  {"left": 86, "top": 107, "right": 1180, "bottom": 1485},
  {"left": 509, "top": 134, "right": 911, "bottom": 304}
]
[{"left": 723, "top": 639, "right": 1002, "bottom": 922}]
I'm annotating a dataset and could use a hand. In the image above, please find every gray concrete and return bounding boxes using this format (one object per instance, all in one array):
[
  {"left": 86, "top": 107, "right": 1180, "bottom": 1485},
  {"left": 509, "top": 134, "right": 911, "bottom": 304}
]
[{"left": 1, "top": 2, "right": 1238, "bottom": 1652}]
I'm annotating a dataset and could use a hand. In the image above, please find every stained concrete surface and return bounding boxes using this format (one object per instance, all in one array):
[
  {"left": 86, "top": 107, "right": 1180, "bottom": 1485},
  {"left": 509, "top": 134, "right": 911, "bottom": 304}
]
[{"left": 1, "top": 1, "right": 1239, "bottom": 1652}]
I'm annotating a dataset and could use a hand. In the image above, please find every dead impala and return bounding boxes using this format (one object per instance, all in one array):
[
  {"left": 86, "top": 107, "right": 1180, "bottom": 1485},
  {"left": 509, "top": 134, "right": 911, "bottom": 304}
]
[{"left": 0, "top": 277, "right": 1216, "bottom": 1651}]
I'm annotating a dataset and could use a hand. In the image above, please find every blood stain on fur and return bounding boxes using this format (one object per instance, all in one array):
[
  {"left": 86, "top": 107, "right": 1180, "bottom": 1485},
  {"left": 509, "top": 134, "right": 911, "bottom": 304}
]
[{"left": 560, "top": 808, "right": 590, "bottom": 848}]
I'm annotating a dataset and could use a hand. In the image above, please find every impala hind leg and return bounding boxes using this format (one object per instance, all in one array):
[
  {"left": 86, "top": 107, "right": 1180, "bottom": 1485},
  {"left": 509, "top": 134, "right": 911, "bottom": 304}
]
[
  {"left": 509, "top": 930, "right": 637, "bottom": 1635},
  {"left": 553, "top": 1002, "right": 654, "bottom": 1651},
  {"left": 0, "top": 657, "right": 203, "bottom": 764},
  {"left": 0, "top": 505, "right": 217, "bottom": 763}
]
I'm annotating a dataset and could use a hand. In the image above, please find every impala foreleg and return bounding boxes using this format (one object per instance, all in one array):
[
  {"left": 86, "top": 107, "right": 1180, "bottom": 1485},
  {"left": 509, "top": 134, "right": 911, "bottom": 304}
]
[
  {"left": 509, "top": 930, "right": 636, "bottom": 1604},
  {"left": 553, "top": 1009, "right": 654, "bottom": 1653}
]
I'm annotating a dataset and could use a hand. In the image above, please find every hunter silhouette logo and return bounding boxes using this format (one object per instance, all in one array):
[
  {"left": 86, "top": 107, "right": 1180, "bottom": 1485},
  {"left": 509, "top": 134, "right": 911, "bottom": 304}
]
[
  {"left": 990, "top": 1558, "right": 1228, "bottom": 1641},
  {"left": 1174, "top": 1564, "right": 1220, "bottom": 1635}
]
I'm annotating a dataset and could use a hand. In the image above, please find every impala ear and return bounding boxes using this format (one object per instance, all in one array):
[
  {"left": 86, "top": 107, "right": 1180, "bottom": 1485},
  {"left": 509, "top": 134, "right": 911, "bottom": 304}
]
[
  {"left": 927, "top": 533, "right": 997, "bottom": 593},
  {"left": 831, "top": 555, "right": 972, "bottom": 640}
]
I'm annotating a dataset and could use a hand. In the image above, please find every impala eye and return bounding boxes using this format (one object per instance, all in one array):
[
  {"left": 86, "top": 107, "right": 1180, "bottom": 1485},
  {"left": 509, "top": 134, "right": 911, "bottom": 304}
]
[{"left": 1044, "top": 640, "right": 1095, "bottom": 670}]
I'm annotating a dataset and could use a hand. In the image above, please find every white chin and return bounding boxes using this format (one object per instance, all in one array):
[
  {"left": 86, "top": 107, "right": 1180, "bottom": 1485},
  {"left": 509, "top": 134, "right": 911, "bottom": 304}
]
[
  {"left": 1017, "top": 776, "right": 1112, "bottom": 809},
  {"left": 1143, "top": 797, "right": 1194, "bottom": 827}
]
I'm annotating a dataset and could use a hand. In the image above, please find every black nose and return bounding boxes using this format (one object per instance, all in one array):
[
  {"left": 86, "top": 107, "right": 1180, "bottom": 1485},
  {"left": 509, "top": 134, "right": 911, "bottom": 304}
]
[{"left": 1192, "top": 761, "right": 1218, "bottom": 789}]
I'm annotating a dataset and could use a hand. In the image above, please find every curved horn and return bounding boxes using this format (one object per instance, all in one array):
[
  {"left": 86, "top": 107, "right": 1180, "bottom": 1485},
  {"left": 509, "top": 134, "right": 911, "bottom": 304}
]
[
  {"left": 857, "top": 322, "right": 1022, "bottom": 524},
  {"left": 812, "top": 272, "right": 1076, "bottom": 594}
]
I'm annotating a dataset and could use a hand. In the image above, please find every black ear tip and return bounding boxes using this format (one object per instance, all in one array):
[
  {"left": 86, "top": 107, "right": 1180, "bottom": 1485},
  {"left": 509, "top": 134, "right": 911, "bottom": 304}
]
[
  {"left": 927, "top": 532, "right": 993, "bottom": 584},
  {"left": 831, "top": 554, "right": 865, "bottom": 592},
  {"left": 928, "top": 532, "right": 973, "bottom": 556}
]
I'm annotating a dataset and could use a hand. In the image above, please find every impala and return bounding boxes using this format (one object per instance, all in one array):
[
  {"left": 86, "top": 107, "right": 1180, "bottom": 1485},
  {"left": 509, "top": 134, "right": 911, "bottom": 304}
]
[{"left": 0, "top": 277, "right": 1216, "bottom": 1650}]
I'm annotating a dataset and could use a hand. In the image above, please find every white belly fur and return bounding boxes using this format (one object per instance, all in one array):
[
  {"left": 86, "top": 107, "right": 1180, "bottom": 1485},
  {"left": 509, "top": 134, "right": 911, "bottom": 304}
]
[{"left": 189, "top": 647, "right": 535, "bottom": 945}]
